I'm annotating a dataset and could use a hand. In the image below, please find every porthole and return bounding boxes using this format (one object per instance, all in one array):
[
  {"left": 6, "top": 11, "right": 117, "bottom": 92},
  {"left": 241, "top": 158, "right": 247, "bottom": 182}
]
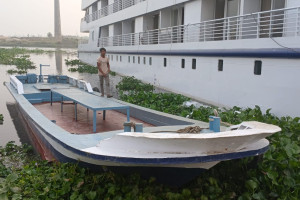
[
  {"left": 192, "top": 59, "right": 196, "bottom": 70},
  {"left": 218, "top": 59, "right": 223, "bottom": 71},
  {"left": 181, "top": 59, "right": 185, "bottom": 69},
  {"left": 254, "top": 60, "right": 262, "bottom": 75}
]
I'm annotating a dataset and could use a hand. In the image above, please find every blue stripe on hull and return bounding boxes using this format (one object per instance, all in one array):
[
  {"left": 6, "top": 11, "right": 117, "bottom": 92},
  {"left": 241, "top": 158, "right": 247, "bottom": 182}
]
[
  {"left": 45, "top": 139, "right": 207, "bottom": 186},
  {"left": 79, "top": 48, "right": 300, "bottom": 59},
  {"left": 55, "top": 147, "right": 209, "bottom": 186}
]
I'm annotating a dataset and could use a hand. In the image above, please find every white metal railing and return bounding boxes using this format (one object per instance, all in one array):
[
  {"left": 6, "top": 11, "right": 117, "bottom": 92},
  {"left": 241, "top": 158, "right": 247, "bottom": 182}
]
[
  {"left": 99, "top": 7, "right": 300, "bottom": 47},
  {"left": 78, "top": 38, "right": 89, "bottom": 45},
  {"left": 82, "top": 0, "right": 145, "bottom": 23}
]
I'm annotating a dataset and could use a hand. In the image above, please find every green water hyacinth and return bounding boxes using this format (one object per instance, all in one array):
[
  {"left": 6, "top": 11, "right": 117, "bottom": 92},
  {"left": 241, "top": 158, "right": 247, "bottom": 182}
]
[
  {"left": 0, "top": 48, "right": 42, "bottom": 74},
  {"left": 66, "top": 58, "right": 117, "bottom": 76},
  {"left": 66, "top": 59, "right": 98, "bottom": 74}
]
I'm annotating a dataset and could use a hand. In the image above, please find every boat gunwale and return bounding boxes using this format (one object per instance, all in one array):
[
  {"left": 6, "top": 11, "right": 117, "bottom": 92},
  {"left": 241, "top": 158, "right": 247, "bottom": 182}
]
[{"left": 5, "top": 82, "right": 275, "bottom": 165}]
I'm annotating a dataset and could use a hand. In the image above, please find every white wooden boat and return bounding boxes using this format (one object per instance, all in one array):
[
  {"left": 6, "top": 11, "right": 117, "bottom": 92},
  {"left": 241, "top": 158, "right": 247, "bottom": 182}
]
[{"left": 5, "top": 74, "right": 281, "bottom": 184}]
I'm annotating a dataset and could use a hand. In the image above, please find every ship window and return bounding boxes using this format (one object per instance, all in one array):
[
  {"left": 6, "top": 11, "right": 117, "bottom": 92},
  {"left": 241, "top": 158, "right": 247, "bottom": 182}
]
[
  {"left": 111, "top": 55, "right": 113, "bottom": 61},
  {"left": 218, "top": 59, "right": 223, "bottom": 71},
  {"left": 149, "top": 57, "right": 152, "bottom": 65},
  {"left": 128, "top": 56, "right": 130, "bottom": 63},
  {"left": 120, "top": 56, "right": 122, "bottom": 62},
  {"left": 133, "top": 56, "right": 135, "bottom": 63},
  {"left": 181, "top": 59, "right": 185, "bottom": 69},
  {"left": 138, "top": 56, "right": 140, "bottom": 64},
  {"left": 192, "top": 59, "right": 196, "bottom": 69},
  {"left": 143, "top": 57, "right": 146, "bottom": 65},
  {"left": 254, "top": 60, "right": 262, "bottom": 75},
  {"left": 164, "top": 58, "right": 167, "bottom": 67},
  {"left": 116, "top": 55, "right": 118, "bottom": 62}
]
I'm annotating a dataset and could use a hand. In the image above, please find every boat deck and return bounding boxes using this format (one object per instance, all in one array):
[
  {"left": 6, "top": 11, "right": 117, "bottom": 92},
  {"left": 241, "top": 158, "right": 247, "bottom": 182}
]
[{"left": 34, "top": 102, "right": 154, "bottom": 134}]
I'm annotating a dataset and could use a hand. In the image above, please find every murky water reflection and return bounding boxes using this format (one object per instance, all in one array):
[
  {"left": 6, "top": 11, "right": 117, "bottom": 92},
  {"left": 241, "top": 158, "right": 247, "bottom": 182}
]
[
  {"left": 0, "top": 48, "right": 79, "bottom": 146},
  {"left": 0, "top": 47, "right": 125, "bottom": 146}
]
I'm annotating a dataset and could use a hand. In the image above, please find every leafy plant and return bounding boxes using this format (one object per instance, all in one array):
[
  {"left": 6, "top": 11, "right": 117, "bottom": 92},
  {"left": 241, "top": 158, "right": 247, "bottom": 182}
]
[
  {"left": 121, "top": 91, "right": 191, "bottom": 116},
  {"left": 0, "top": 48, "right": 39, "bottom": 74},
  {"left": 116, "top": 76, "right": 154, "bottom": 94},
  {"left": 66, "top": 59, "right": 118, "bottom": 76},
  {"left": 68, "top": 65, "right": 98, "bottom": 74},
  {"left": 65, "top": 59, "right": 82, "bottom": 66},
  {"left": 66, "top": 59, "right": 99, "bottom": 74},
  {"left": 109, "top": 71, "right": 116, "bottom": 76}
]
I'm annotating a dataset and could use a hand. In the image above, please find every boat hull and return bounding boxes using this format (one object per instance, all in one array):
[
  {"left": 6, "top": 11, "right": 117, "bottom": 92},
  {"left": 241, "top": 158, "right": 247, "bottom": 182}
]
[
  {"left": 14, "top": 102, "right": 270, "bottom": 185},
  {"left": 6, "top": 81, "right": 275, "bottom": 185},
  {"left": 17, "top": 100, "right": 269, "bottom": 167}
]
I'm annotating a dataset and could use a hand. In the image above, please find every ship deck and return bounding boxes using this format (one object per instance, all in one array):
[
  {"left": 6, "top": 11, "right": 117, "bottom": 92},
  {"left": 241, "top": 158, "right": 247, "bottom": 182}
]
[
  {"left": 34, "top": 102, "right": 154, "bottom": 134},
  {"left": 20, "top": 83, "right": 154, "bottom": 134},
  {"left": 34, "top": 103, "right": 153, "bottom": 134}
]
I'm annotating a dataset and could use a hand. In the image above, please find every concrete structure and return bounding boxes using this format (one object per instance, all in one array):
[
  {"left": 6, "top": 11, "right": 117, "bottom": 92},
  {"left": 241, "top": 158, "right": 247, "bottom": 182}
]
[
  {"left": 78, "top": 0, "right": 300, "bottom": 117},
  {"left": 54, "top": 0, "right": 62, "bottom": 42}
]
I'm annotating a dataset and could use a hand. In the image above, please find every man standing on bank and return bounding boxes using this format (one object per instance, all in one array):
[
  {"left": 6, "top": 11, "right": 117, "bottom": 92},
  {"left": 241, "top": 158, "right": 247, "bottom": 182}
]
[{"left": 97, "top": 48, "right": 113, "bottom": 98}]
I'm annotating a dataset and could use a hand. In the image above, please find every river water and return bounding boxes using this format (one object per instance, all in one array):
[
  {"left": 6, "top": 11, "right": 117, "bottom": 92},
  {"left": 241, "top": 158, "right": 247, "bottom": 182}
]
[{"left": 0, "top": 47, "right": 123, "bottom": 146}]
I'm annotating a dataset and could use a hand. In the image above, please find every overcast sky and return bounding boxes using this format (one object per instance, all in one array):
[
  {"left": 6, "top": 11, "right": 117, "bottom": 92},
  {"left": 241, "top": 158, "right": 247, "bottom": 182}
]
[{"left": 0, "top": 0, "right": 86, "bottom": 37}]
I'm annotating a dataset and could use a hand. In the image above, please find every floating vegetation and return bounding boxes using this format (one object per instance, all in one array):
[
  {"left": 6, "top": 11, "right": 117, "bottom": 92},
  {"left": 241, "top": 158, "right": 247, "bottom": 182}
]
[
  {"left": 66, "top": 59, "right": 117, "bottom": 76},
  {"left": 116, "top": 76, "right": 154, "bottom": 93},
  {"left": 66, "top": 59, "right": 98, "bottom": 74},
  {"left": 0, "top": 47, "right": 69, "bottom": 74},
  {"left": 65, "top": 58, "right": 82, "bottom": 66},
  {"left": 0, "top": 48, "right": 44, "bottom": 74},
  {"left": 0, "top": 114, "right": 3, "bottom": 125}
]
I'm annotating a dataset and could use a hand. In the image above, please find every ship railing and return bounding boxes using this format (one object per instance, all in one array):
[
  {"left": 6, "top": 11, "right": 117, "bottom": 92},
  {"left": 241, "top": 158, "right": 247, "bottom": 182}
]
[
  {"left": 98, "top": 6, "right": 300, "bottom": 47},
  {"left": 78, "top": 38, "right": 89, "bottom": 45},
  {"left": 82, "top": 0, "right": 146, "bottom": 23}
]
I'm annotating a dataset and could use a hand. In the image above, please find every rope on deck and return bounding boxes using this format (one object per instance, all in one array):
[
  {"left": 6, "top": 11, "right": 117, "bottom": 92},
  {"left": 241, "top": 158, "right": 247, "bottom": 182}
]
[{"left": 176, "top": 126, "right": 205, "bottom": 134}]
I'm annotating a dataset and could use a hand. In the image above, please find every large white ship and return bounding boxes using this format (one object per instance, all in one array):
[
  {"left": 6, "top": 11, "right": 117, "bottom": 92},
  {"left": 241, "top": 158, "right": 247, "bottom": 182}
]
[{"left": 78, "top": 0, "right": 300, "bottom": 117}]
